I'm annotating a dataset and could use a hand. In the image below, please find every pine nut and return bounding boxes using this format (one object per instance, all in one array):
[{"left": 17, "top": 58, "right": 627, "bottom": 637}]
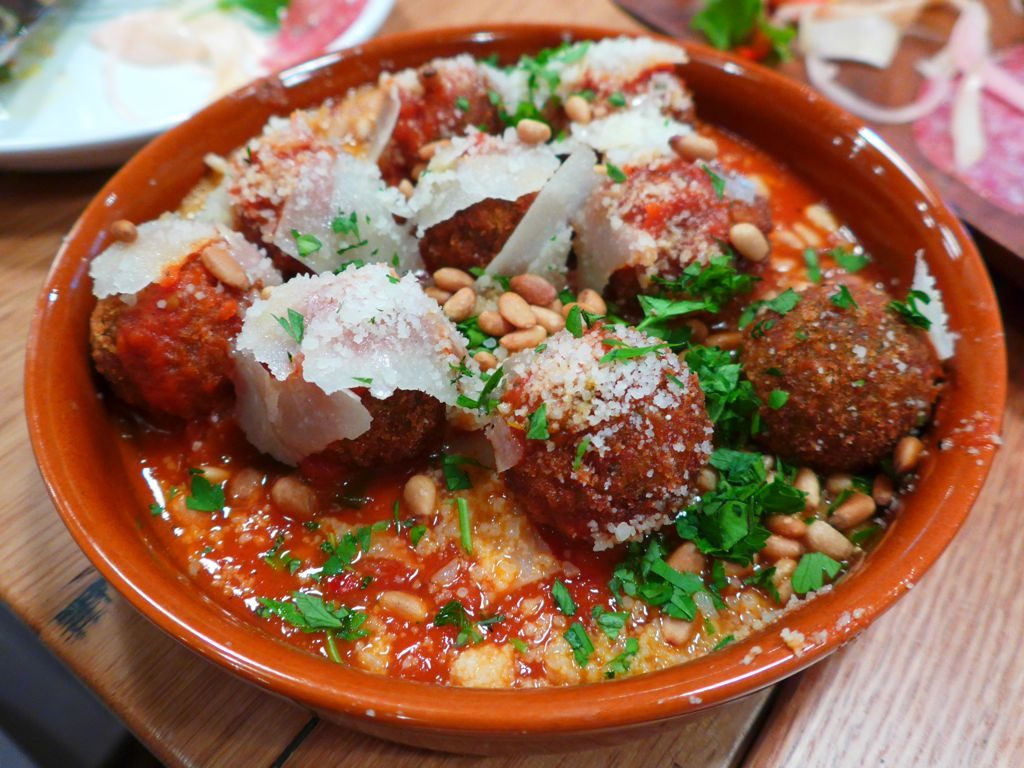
[
  {"left": 500, "top": 325, "right": 547, "bottom": 352},
  {"left": 516, "top": 118, "right": 551, "bottom": 144},
  {"left": 201, "top": 244, "right": 250, "bottom": 290},
  {"left": 767, "top": 514, "right": 807, "bottom": 538},
  {"left": 564, "top": 94, "right": 592, "bottom": 124},
  {"left": 196, "top": 465, "right": 230, "bottom": 484},
  {"left": 110, "top": 219, "right": 138, "bottom": 243},
  {"left": 705, "top": 331, "right": 742, "bottom": 351},
  {"left": 685, "top": 319, "right": 709, "bottom": 344},
  {"left": 443, "top": 287, "right": 476, "bottom": 322},
  {"left": 667, "top": 542, "right": 705, "bottom": 574},
  {"left": 403, "top": 474, "right": 436, "bottom": 518},
  {"left": 762, "top": 534, "right": 805, "bottom": 561},
  {"left": 227, "top": 467, "right": 263, "bottom": 505},
  {"left": 894, "top": 435, "right": 924, "bottom": 474},
  {"left": 697, "top": 467, "right": 718, "bottom": 493},
  {"left": 826, "top": 473, "right": 853, "bottom": 494},
  {"left": 723, "top": 560, "right": 753, "bottom": 578},
  {"left": 418, "top": 139, "right": 448, "bottom": 160},
  {"left": 473, "top": 350, "right": 498, "bottom": 370},
  {"left": 670, "top": 133, "right": 718, "bottom": 162},
  {"left": 804, "top": 203, "right": 839, "bottom": 233},
  {"left": 830, "top": 492, "right": 876, "bottom": 531},
  {"left": 425, "top": 286, "right": 451, "bottom": 304},
  {"left": 398, "top": 179, "right": 414, "bottom": 199},
  {"left": 772, "top": 557, "right": 798, "bottom": 604},
  {"left": 729, "top": 222, "right": 770, "bottom": 263},
  {"left": 498, "top": 291, "right": 537, "bottom": 329},
  {"left": 548, "top": 298, "right": 563, "bottom": 314},
  {"left": 270, "top": 476, "right": 318, "bottom": 520},
  {"left": 804, "top": 520, "right": 855, "bottom": 560},
  {"left": 531, "top": 305, "right": 565, "bottom": 334},
  {"left": 794, "top": 468, "right": 821, "bottom": 511},
  {"left": 872, "top": 474, "right": 894, "bottom": 507},
  {"left": 576, "top": 288, "right": 607, "bottom": 315},
  {"left": 378, "top": 590, "right": 431, "bottom": 622},
  {"left": 478, "top": 310, "right": 513, "bottom": 337},
  {"left": 411, "top": 162, "right": 426, "bottom": 181},
  {"left": 793, "top": 222, "right": 823, "bottom": 248},
  {"left": 433, "top": 267, "right": 474, "bottom": 292},
  {"left": 661, "top": 617, "right": 694, "bottom": 646},
  {"left": 509, "top": 273, "right": 557, "bottom": 306}
]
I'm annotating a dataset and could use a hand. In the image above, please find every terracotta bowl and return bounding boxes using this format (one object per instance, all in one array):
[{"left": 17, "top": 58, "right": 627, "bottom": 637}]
[{"left": 25, "top": 24, "right": 1006, "bottom": 754}]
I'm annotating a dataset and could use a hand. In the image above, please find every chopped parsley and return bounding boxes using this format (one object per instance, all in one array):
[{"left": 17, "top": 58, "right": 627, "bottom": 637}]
[
  {"left": 433, "top": 600, "right": 502, "bottom": 646},
  {"left": 888, "top": 290, "right": 932, "bottom": 330},
  {"left": 526, "top": 404, "right": 550, "bottom": 440},
  {"left": 409, "top": 524, "right": 428, "bottom": 546},
  {"left": 257, "top": 592, "right": 368, "bottom": 654},
  {"left": 563, "top": 622, "right": 595, "bottom": 667},
  {"left": 551, "top": 580, "right": 577, "bottom": 616},
  {"left": 455, "top": 96, "right": 470, "bottom": 112},
  {"left": 263, "top": 535, "right": 302, "bottom": 574},
  {"left": 149, "top": 503, "right": 164, "bottom": 517},
  {"left": 830, "top": 285, "right": 858, "bottom": 310},
  {"left": 572, "top": 436, "right": 592, "bottom": 471},
  {"left": 685, "top": 346, "right": 762, "bottom": 446},
  {"left": 457, "top": 498, "right": 473, "bottom": 555},
  {"left": 803, "top": 249, "right": 822, "bottom": 283},
  {"left": 701, "top": 163, "right": 726, "bottom": 199},
  {"left": 832, "top": 246, "right": 871, "bottom": 273},
  {"left": 218, "top": 0, "right": 288, "bottom": 26},
  {"left": 768, "top": 389, "right": 789, "bottom": 409},
  {"left": 610, "top": 536, "right": 714, "bottom": 622},
  {"left": 574, "top": 88, "right": 596, "bottom": 101},
  {"left": 743, "top": 566, "right": 780, "bottom": 603},
  {"left": 592, "top": 605, "right": 628, "bottom": 640},
  {"left": 712, "top": 634, "right": 735, "bottom": 651},
  {"left": 599, "top": 338, "right": 669, "bottom": 364},
  {"left": 273, "top": 308, "right": 305, "bottom": 345},
  {"left": 565, "top": 304, "right": 603, "bottom": 338},
  {"left": 791, "top": 552, "right": 843, "bottom": 595},
  {"left": 850, "top": 525, "right": 880, "bottom": 546},
  {"left": 650, "top": 253, "right": 758, "bottom": 316},
  {"left": 676, "top": 449, "right": 805, "bottom": 564},
  {"left": 605, "top": 162, "right": 628, "bottom": 183},
  {"left": 352, "top": 376, "right": 373, "bottom": 386},
  {"left": 290, "top": 229, "right": 322, "bottom": 258},
  {"left": 455, "top": 366, "right": 504, "bottom": 413},
  {"left": 440, "top": 453, "right": 480, "bottom": 491},
  {"left": 608, "top": 91, "right": 627, "bottom": 107},
  {"left": 329, "top": 211, "right": 369, "bottom": 256},
  {"left": 509, "top": 637, "right": 529, "bottom": 653},
  {"left": 738, "top": 288, "right": 802, "bottom": 329},
  {"left": 604, "top": 637, "right": 640, "bottom": 678},
  {"left": 185, "top": 469, "right": 225, "bottom": 512}
]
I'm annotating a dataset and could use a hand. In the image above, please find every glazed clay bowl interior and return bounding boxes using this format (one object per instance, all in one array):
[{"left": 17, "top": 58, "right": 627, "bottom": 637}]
[{"left": 26, "top": 24, "right": 1006, "bottom": 754}]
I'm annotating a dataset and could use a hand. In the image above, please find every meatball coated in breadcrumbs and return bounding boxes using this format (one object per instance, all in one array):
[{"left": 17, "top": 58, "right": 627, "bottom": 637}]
[
  {"left": 741, "top": 279, "right": 941, "bottom": 473},
  {"left": 90, "top": 254, "right": 247, "bottom": 419},
  {"left": 494, "top": 326, "right": 713, "bottom": 550},
  {"left": 418, "top": 193, "right": 536, "bottom": 273}
]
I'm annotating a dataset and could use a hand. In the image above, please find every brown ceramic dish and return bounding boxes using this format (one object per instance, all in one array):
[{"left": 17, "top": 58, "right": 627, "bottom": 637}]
[{"left": 25, "top": 24, "right": 1006, "bottom": 754}]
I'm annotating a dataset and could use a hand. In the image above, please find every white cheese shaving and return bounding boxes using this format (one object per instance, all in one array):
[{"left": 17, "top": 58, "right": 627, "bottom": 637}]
[{"left": 911, "top": 252, "right": 956, "bottom": 360}]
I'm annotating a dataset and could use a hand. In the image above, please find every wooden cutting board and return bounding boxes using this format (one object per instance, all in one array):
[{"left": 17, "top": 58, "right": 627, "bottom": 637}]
[{"left": 616, "top": 0, "right": 1024, "bottom": 273}]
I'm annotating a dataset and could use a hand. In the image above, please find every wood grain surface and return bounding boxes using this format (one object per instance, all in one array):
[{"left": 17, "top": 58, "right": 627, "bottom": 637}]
[{"left": 1, "top": 1, "right": 1020, "bottom": 766}]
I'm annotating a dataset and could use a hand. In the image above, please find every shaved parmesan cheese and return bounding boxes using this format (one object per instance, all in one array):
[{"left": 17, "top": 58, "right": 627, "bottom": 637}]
[
  {"left": 272, "top": 150, "right": 419, "bottom": 273},
  {"left": 90, "top": 214, "right": 279, "bottom": 298},
  {"left": 571, "top": 103, "right": 690, "bottom": 166},
  {"left": 233, "top": 350, "right": 372, "bottom": 465},
  {"left": 236, "top": 265, "right": 466, "bottom": 402},
  {"left": 486, "top": 145, "right": 599, "bottom": 279},
  {"left": 408, "top": 130, "right": 560, "bottom": 235},
  {"left": 365, "top": 86, "right": 401, "bottom": 163},
  {"left": 911, "top": 253, "right": 956, "bottom": 360}
]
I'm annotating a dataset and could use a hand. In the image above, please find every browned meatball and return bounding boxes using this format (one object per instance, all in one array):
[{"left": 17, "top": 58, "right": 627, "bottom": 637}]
[
  {"left": 741, "top": 279, "right": 942, "bottom": 473},
  {"left": 90, "top": 254, "right": 248, "bottom": 419},
  {"left": 418, "top": 193, "right": 535, "bottom": 273},
  {"left": 319, "top": 390, "right": 446, "bottom": 469},
  {"left": 494, "top": 326, "right": 713, "bottom": 549}
]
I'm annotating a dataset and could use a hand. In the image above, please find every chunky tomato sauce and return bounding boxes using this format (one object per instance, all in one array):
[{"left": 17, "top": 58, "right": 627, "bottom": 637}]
[{"left": 119, "top": 123, "right": 893, "bottom": 687}]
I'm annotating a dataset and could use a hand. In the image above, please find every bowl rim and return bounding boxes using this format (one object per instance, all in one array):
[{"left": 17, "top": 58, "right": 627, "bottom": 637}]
[{"left": 25, "top": 22, "right": 1007, "bottom": 736}]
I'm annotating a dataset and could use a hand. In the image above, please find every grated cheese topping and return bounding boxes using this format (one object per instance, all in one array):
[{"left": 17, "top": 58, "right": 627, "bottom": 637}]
[{"left": 235, "top": 264, "right": 466, "bottom": 404}]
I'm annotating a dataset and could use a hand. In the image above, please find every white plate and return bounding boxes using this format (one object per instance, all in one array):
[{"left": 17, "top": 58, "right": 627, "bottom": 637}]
[{"left": 0, "top": 0, "right": 394, "bottom": 171}]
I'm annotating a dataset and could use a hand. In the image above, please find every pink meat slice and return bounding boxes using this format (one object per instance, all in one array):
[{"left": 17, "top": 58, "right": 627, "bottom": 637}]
[
  {"left": 263, "top": 0, "right": 369, "bottom": 72},
  {"left": 913, "top": 45, "right": 1024, "bottom": 216}
]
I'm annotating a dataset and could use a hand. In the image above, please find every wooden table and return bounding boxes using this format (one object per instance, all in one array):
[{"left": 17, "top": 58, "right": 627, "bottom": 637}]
[{"left": 2, "top": 1, "right": 1021, "bottom": 765}]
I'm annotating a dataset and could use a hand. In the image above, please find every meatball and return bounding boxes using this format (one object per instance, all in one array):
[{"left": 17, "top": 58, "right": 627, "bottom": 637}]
[
  {"left": 418, "top": 193, "right": 535, "bottom": 273},
  {"left": 90, "top": 254, "right": 247, "bottom": 419},
  {"left": 493, "top": 326, "right": 713, "bottom": 550},
  {"left": 378, "top": 57, "right": 501, "bottom": 186},
  {"left": 741, "top": 279, "right": 942, "bottom": 473},
  {"left": 575, "top": 156, "right": 771, "bottom": 306},
  {"left": 319, "top": 389, "right": 446, "bottom": 468}
]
